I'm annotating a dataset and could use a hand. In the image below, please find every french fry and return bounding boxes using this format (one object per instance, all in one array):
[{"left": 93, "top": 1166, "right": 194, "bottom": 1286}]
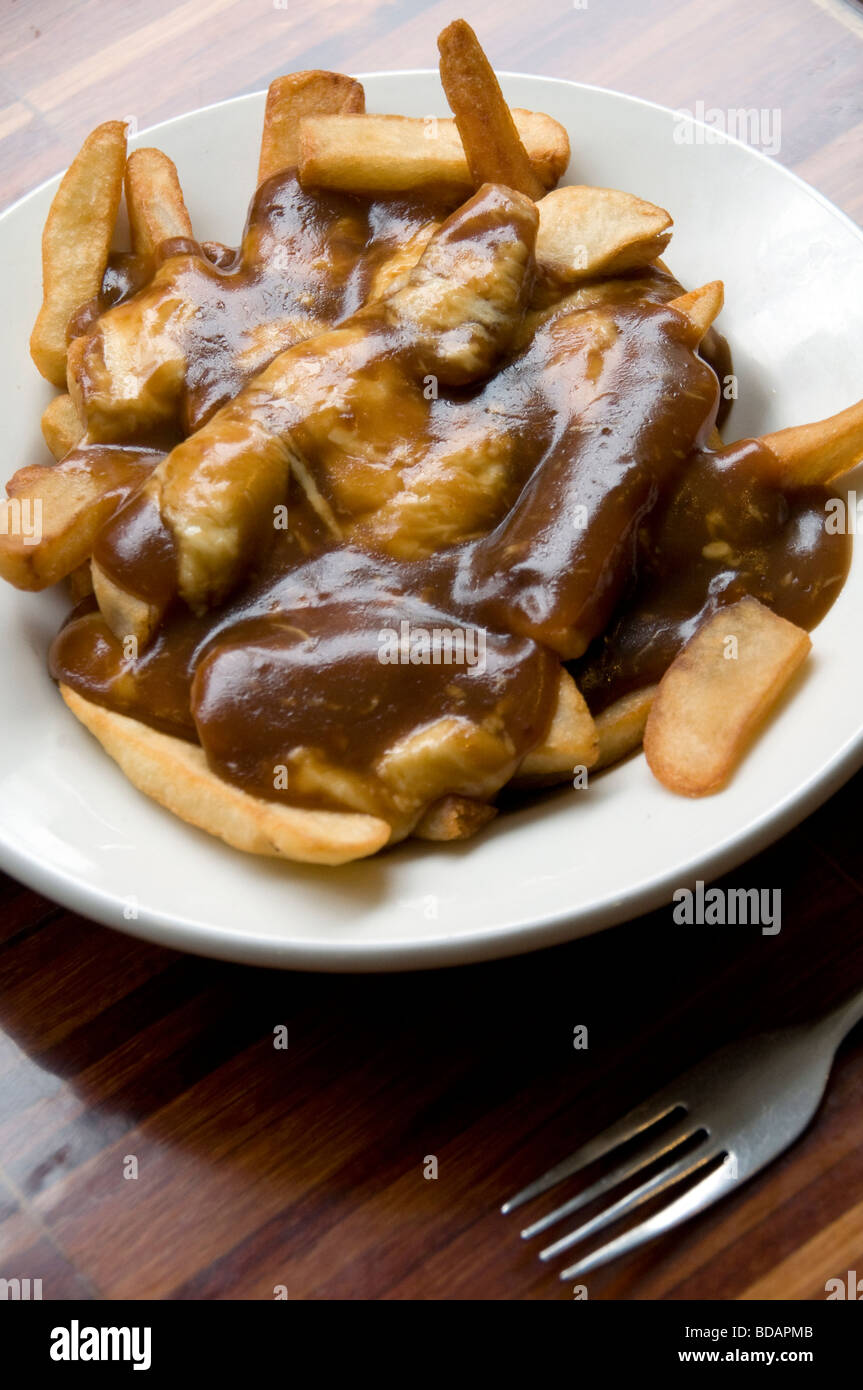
[
  {"left": 594, "top": 686, "right": 657, "bottom": 771},
  {"left": 760, "top": 396, "right": 863, "bottom": 486},
  {"left": 125, "top": 148, "right": 193, "bottom": 258},
  {"left": 437, "top": 18, "right": 547, "bottom": 199},
  {"left": 298, "top": 110, "right": 568, "bottom": 196},
  {"left": 0, "top": 462, "right": 115, "bottom": 590},
  {"left": 258, "top": 71, "right": 365, "bottom": 186},
  {"left": 536, "top": 187, "right": 672, "bottom": 285},
  {"left": 30, "top": 121, "right": 127, "bottom": 388},
  {"left": 513, "top": 670, "right": 598, "bottom": 786},
  {"left": 91, "top": 557, "right": 161, "bottom": 648},
  {"left": 510, "top": 112, "right": 569, "bottom": 188},
  {"left": 60, "top": 686, "right": 391, "bottom": 866},
  {"left": 413, "top": 795, "right": 497, "bottom": 841},
  {"left": 643, "top": 598, "right": 811, "bottom": 797},
  {"left": 41, "top": 393, "right": 85, "bottom": 459},
  {"left": 0, "top": 463, "right": 110, "bottom": 590},
  {"left": 668, "top": 281, "right": 724, "bottom": 346},
  {"left": 0, "top": 449, "right": 156, "bottom": 591}
]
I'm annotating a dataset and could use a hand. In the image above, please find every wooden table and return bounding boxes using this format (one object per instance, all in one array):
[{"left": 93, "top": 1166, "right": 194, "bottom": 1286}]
[{"left": 1, "top": 0, "right": 863, "bottom": 1301}]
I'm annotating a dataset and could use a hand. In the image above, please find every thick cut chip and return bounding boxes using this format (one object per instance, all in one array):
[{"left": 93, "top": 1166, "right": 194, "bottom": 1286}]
[
  {"left": 0, "top": 463, "right": 114, "bottom": 589},
  {"left": 258, "top": 71, "right": 365, "bottom": 185},
  {"left": 298, "top": 110, "right": 568, "bottom": 195},
  {"left": 669, "top": 281, "right": 724, "bottom": 345},
  {"left": 60, "top": 686, "right": 391, "bottom": 866},
  {"left": 536, "top": 187, "right": 672, "bottom": 284},
  {"left": 594, "top": 686, "right": 657, "bottom": 771},
  {"left": 41, "top": 393, "right": 85, "bottom": 459},
  {"left": 0, "top": 447, "right": 158, "bottom": 590},
  {"left": 30, "top": 121, "right": 127, "bottom": 387},
  {"left": 438, "top": 18, "right": 546, "bottom": 199},
  {"left": 413, "top": 795, "right": 497, "bottom": 841},
  {"left": 513, "top": 670, "right": 598, "bottom": 786},
  {"left": 125, "top": 148, "right": 193, "bottom": 258},
  {"left": 643, "top": 598, "right": 811, "bottom": 796},
  {"left": 760, "top": 396, "right": 863, "bottom": 486}
]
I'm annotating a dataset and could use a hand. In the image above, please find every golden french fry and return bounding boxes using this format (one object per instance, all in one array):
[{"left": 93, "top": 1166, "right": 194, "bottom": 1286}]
[
  {"left": 510, "top": 112, "right": 569, "bottom": 188},
  {"left": 258, "top": 71, "right": 365, "bottom": 186},
  {"left": 536, "top": 187, "right": 672, "bottom": 284},
  {"left": 59, "top": 686, "right": 392, "bottom": 866},
  {"left": 760, "top": 396, "right": 863, "bottom": 486},
  {"left": 643, "top": 598, "right": 811, "bottom": 797},
  {"left": 594, "top": 686, "right": 657, "bottom": 771},
  {"left": 375, "top": 715, "right": 522, "bottom": 827},
  {"left": 413, "top": 795, "right": 497, "bottom": 841},
  {"left": 125, "top": 148, "right": 193, "bottom": 258},
  {"left": 298, "top": 110, "right": 568, "bottom": 196},
  {"left": 30, "top": 121, "right": 127, "bottom": 388},
  {"left": 668, "top": 281, "right": 724, "bottom": 346},
  {"left": 513, "top": 670, "right": 598, "bottom": 786},
  {"left": 437, "top": 18, "right": 547, "bottom": 199},
  {"left": 0, "top": 463, "right": 111, "bottom": 590},
  {"left": 91, "top": 557, "right": 161, "bottom": 646},
  {"left": 0, "top": 449, "right": 155, "bottom": 590},
  {"left": 41, "top": 393, "right": 85, "bottom": 459}
]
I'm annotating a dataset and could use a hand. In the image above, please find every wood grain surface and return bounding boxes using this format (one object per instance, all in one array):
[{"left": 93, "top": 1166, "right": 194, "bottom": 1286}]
[{"left": 1, "top": 0, "right": 863, "bottom": 1301}]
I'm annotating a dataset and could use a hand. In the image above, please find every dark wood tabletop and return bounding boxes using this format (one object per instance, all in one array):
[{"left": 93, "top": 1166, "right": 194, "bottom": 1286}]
[{"left": 1, "top": 0, "right": 863, "bottom": 1302}]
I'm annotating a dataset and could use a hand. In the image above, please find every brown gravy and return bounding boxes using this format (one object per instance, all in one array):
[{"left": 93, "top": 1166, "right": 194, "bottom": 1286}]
[
  {"left": 72, "top": 173, "right": 450, "bottom": 439},
  {"left": 49, "top": 175, "right": 851, "bottom": 817},
  {"left": 575, "top": 440, "right": 850, "bottom": 711},
  {"left": 53, "top": 298, "right": 720, "bottom": 810}
]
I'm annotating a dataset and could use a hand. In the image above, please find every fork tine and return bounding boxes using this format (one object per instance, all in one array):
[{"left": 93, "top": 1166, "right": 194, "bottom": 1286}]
[
  {"left": 558, "top": 1160, "right": 731, "bottom": 1280},
  {"left": 540, "top": 1145, "right": 722, "bottom": 1261},
  {"left": 520, "top": 1115, "right": 701, "bottom": 1239},
  {"left": 501, "top": 1097, "right": 683, "bottom": 1214}
]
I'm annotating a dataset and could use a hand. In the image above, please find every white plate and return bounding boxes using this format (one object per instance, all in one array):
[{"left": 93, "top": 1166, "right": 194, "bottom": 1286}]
[{"left": 1, "top": 73, "right": 862, "bottom": 971}]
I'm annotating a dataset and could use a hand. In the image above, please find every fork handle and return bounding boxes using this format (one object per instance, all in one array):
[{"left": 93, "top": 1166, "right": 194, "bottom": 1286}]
[{"left": 818, "top": 982, "right": 863, "bottom": 1049}]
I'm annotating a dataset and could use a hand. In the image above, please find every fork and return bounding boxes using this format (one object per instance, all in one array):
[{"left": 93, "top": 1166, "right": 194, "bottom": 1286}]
[{"left": 502, "top": 983, "right": 863, "bottom": 1280}]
